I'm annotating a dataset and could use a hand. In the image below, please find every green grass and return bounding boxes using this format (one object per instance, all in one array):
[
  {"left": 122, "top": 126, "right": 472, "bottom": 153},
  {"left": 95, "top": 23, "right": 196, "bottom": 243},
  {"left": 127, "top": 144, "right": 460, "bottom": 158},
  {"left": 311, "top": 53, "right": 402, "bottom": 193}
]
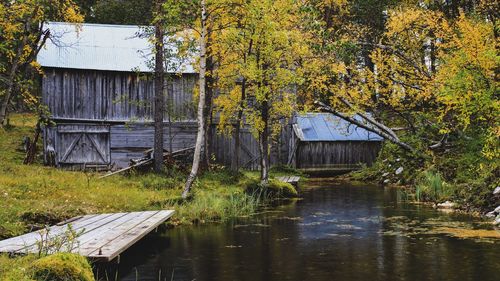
[{"left": 0, "top": 114, "right": 302, "bottom": 237}]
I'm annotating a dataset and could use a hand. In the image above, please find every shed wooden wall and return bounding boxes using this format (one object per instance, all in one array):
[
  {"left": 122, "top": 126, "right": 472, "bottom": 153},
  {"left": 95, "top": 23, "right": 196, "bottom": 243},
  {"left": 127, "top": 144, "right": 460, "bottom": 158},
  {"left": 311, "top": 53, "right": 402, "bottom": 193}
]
[
  {"left": 295, "top": 141, "right": 382, "bottom": 169},
  {"left": 42, "top": 68, "right": 197, "bottom": 121},
  {"left": 208, "top": 124, "right": 291, "bottom": 170},
  {"left": 41, "top": 67, "right": 382, "bottom": 171},
  {"left": 43, "top": 122, "right": 291, "bottom": 169},
  {"left": 43, "top": 122, "right": 198, "bottom": 168}
]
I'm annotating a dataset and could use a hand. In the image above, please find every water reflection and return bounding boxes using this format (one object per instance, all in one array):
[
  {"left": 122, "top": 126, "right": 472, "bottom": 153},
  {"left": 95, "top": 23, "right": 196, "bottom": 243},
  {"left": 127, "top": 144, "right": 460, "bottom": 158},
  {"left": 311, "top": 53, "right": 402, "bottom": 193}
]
[{"left": 103, "top": 180, "right": 500, "bottom": 281}]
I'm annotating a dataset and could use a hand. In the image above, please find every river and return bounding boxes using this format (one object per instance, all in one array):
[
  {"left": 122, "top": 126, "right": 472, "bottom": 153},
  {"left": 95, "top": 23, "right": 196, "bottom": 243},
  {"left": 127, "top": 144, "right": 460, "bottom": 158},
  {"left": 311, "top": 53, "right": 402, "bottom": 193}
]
[{"left": 102, "top": 179, "right": 500, "bottom": 281}]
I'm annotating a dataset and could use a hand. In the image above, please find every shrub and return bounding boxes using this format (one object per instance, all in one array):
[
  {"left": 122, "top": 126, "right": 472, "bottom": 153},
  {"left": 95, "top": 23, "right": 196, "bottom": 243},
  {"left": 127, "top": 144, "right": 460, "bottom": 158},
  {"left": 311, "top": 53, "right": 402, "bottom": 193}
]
[
  {"left": 455, "top": 179, "right": 499, "bottom": 211},
  {"left": 31, "top": 253, "right": 94, "bottom": 281}
]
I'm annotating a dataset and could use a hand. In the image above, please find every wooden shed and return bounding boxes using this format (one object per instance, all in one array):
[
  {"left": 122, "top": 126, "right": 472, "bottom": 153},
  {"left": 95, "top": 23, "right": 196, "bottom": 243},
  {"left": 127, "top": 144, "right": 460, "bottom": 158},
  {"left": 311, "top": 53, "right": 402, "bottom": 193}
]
[
  {"left": 38, "top": 22, "right": 198, "bottom": 169},
  {"left": 288, "top": 113, "right": 383, "bottom": 171}
]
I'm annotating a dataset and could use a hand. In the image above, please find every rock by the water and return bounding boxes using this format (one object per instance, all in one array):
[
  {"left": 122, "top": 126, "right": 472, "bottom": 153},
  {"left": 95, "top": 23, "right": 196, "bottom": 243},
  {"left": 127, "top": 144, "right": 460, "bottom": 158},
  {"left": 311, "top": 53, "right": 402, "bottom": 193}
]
[
  {"left": 395, "top": 167, "right": 404, "bottom": 175},
  {"left": 494, "top": 205, "right": 500, "bottom": 213},
  {"left": 437, "top": 201, "right": 456, "bottom": 209},
  {"left": 485, "top": 211, "right": 496, "bottom": 218},
  {"left": 383, "top": 179, "right": 390, "bottom": 184},
  {"left": 494, "top": 186, "right": 500, "bottom": 195}
]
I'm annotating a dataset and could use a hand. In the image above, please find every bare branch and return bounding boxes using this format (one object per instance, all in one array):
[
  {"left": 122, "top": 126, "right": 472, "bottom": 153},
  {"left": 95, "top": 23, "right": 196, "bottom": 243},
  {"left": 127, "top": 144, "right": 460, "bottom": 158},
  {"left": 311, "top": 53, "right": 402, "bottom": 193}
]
[{"left": 315, "top": 100, "right": 415, "bottom": 152}]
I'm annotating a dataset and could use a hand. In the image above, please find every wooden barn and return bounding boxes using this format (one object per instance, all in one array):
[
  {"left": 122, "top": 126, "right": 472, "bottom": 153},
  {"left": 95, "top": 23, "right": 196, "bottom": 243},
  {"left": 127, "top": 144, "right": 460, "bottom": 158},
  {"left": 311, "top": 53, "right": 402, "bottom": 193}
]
[
  {"left": 38, "top": 22, "right": 199, "bottom": 169},
  {"left": 37, "top": 22, "right": 382, "bottom": 171},
  {"left": 37, "top": 22, "right": 291, "bottom": 170},
  {"left": 288, "top": 113, "right": 383, "bottom": 171}
]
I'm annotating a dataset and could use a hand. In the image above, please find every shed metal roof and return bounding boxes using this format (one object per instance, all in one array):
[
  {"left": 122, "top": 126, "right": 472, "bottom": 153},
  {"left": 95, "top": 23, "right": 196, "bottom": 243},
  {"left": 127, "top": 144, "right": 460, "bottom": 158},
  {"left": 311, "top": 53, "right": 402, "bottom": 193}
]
[
  {"left": 37, "top": 22, "right": 196, "bottom": 73},
  {"left": 294, "top": 113, "right": 383, "bottom": 142}
]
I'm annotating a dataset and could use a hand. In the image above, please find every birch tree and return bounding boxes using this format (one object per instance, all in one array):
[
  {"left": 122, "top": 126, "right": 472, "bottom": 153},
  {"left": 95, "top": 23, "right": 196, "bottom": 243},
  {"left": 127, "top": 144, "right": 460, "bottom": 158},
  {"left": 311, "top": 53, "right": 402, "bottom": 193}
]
[
  {"left": 182, "top": 0, "right": 208, "bottom": 198},
  {"left": 214, "top": 0, "right": 309, "bottom": 184}
]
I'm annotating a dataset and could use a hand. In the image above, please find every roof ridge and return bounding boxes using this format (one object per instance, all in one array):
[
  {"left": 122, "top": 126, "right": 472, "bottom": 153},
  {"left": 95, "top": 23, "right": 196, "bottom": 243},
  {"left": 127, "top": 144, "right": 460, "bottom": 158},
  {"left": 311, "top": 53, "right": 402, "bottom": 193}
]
[{"left": 47, "top": 21, "right": 150, "bottom": 29}]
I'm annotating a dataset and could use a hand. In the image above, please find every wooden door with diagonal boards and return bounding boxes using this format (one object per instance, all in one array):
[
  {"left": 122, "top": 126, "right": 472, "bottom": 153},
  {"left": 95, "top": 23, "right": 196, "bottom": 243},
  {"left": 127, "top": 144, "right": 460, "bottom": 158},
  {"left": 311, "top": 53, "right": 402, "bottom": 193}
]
[{"left": 56, "top": 124, "right": 110, "bottom": 165}]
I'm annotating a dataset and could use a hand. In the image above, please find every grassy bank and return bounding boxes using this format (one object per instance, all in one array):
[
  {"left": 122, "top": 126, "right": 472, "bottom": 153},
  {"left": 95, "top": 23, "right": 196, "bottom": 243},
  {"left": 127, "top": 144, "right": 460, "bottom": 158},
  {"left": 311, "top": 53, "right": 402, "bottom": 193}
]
[
  {"left": 0, "top": 114, "right": 300, "bottom": 280},
  {"left": 351, "top": 142, "right": 499, "bottom": 213},
  {"left": 0, "top": 114, "right": 295, "bottom": 238}
]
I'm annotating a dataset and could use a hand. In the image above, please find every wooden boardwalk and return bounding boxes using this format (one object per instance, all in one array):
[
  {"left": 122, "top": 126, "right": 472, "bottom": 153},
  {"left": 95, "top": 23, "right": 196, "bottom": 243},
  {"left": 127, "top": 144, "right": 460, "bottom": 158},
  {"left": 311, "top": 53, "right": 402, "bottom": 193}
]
[
  {"left": 0, "top": 210, "right": 174, "bottom": 262},
  {"left": 277, "top": 176, "right": 301, "bottom": 187}
]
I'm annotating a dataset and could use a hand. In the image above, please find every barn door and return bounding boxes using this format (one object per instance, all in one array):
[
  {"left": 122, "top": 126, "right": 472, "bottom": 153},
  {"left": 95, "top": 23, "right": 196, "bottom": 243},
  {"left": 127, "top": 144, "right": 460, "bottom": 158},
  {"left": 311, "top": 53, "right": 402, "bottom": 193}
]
[{"left": 56, "top": 124, "right": 110, "bottom": 165}]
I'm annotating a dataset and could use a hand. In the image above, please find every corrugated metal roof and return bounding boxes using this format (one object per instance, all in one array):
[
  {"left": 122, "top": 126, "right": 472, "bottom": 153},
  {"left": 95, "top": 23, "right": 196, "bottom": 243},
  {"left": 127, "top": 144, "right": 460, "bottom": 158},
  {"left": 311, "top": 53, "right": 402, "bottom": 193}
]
[
  {"left": 295, "top": 113, "right": 383, "bottom": 141},
  {"left": 37, "top": 22, "right": 195, "bottom": 73}
]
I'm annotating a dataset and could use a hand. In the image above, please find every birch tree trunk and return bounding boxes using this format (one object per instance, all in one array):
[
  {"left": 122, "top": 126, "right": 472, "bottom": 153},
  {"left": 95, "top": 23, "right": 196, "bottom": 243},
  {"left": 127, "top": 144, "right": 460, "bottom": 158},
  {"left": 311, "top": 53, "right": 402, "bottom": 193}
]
[
  {"left": 153, "top": 5, "right": 165, "bottom": 173},
  {"left": 182, "top": 0, "right": 207, "bottom": 198},
  {"left": 259, "top": 99, "right": 270, "bottom": 185},
  {"left": 203, "top": 25, "right": 214, "bottom": 170}
]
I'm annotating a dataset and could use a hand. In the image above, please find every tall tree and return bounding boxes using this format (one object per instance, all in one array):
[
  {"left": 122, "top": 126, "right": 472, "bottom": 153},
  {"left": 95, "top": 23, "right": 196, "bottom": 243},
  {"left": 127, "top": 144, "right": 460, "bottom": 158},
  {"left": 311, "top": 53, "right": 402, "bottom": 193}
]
[
  {"left": 183, "top": 0, "right": 208, "bottom": 198},
  {"left": 210, "top": 0, "right": 248, "bottom": 172},
  {"left": 0, "top": 0, "right": 83, "bottom": 126},
  {"left": 214, "top": 0, "right": 308, "bottom": 184},
  {"left": 153, "top": 0, "right": 165, "bottom": 173}
]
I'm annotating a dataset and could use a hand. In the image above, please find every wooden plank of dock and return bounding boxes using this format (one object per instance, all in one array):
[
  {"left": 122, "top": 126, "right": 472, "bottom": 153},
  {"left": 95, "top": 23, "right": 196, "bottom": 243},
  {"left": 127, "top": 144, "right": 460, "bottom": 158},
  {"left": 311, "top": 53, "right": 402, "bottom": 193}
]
[
  {"left": 0, "top": 210, "right": 174, "bottom": 261},
  {"left": 276, "top": 176, "right": 301, "bottom": 187}
]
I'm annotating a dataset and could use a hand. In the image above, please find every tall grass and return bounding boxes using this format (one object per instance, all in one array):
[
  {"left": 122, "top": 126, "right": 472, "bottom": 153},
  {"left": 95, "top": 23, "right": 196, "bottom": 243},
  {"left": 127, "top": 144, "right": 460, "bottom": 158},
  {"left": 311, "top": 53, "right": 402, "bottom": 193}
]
[
  {"left": 172, "top": 189, "right": 263, "bottom": 223},
  {"left": 415, "top": 171, "right": 453, "bottom": 202}
]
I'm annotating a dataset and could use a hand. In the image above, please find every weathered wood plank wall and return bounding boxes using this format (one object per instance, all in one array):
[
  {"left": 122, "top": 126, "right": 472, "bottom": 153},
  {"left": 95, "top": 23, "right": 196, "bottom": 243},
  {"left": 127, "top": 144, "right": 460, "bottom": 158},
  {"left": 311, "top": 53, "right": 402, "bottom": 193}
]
[
  {"left": 41, "top": 67, "right": 382, "bottom": 171},
  {"left": 42, "top": 68, "right": 197, "bottom": 121},
  {"left": 110, "top": 123, "right": 197, "bottom": 167},
  {"left": 208, "top": 123, "right": 292, "bottom": 170},
  {"left": 295, "top": 141, "right": 382, "bottom": 169},
  {"left": 44, "top": 122, "right": 290, "bottom": 169},
  {"left": 44, "top": 122, "right": 198, "bottom": 168}
]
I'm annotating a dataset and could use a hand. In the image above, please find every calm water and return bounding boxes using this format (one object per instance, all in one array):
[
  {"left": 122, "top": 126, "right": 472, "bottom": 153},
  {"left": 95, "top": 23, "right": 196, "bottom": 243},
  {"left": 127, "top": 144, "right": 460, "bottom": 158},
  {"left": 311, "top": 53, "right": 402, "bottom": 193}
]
[{"left": 102, "top": 180, "right": 500, "bottom": 281}]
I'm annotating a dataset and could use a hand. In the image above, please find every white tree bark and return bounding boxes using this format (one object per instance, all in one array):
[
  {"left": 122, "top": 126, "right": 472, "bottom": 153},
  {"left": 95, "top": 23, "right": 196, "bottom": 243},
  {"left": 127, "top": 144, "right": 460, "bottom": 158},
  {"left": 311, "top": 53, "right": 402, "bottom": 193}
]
[{"left": 182, "top": 0, "right": 207, "bottom": 198}]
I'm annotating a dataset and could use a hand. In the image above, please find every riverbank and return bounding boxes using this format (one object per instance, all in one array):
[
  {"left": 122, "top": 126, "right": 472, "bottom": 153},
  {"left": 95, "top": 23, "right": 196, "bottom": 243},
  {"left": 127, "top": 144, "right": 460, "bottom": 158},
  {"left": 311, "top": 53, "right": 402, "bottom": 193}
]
[
  {"left": 0, "top": 114, "right": 301, "bottom": 280},
  {"left": 347, "top": 142, "right": 499, "bottom": 220}
]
